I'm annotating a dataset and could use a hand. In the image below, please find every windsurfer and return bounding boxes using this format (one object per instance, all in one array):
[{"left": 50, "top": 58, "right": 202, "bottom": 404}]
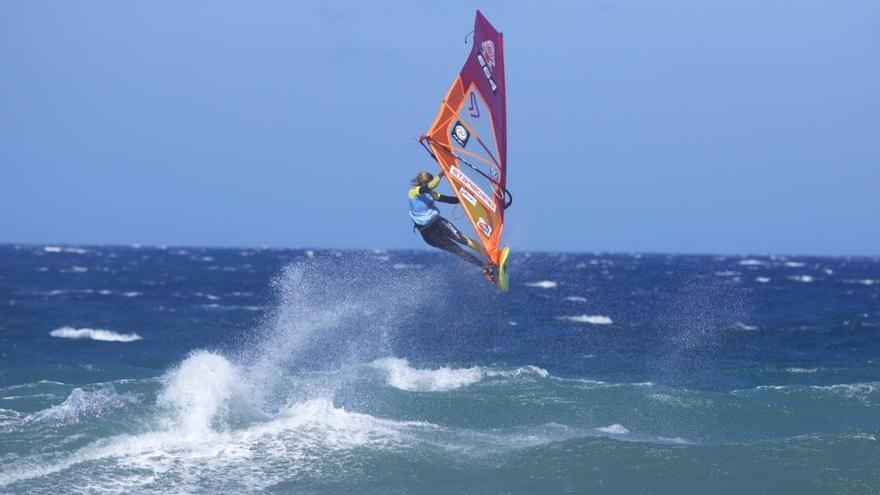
[{"left": 408, "top": 170, "right": 495, "bottom": 277}]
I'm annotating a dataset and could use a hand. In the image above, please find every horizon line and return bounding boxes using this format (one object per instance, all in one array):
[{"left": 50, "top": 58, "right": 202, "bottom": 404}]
[{"left": 1, "top": 241, "right": 877, "bottom": 261}]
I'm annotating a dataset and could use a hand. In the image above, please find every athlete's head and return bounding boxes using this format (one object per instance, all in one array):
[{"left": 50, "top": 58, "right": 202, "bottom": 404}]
[{"left": 411, "top": 171, "right": 433, "bottom": 186}]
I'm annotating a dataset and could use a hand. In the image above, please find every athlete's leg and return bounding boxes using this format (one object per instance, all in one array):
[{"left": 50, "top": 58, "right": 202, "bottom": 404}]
[
  {"left": 420, "top": 222, "right": 484, "bottom": 268},
  {"left": 436, "top": 218, "right": 487, "bottom": 256}
]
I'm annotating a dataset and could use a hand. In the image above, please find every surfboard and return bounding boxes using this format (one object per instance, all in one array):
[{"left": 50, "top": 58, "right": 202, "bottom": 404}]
[{"left": 420, "top": 10, "right": 512, "bottom": 291}]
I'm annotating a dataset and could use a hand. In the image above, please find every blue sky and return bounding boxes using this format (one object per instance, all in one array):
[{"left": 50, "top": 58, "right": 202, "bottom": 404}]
[{"left": 2, "top": 1, "right": 878, "bottom": 255}]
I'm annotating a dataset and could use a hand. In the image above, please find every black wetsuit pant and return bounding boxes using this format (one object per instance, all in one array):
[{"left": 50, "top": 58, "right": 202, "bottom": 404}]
[{"left": 418, "top": 217, "right": 483, "bottom": 268}]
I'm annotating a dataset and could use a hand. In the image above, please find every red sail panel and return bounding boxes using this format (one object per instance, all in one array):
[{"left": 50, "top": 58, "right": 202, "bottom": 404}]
[{"left": 422, "top": 11, "right": 507, "bottom": 265}]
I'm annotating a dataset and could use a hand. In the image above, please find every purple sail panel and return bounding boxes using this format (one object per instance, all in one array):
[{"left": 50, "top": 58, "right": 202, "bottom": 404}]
[{"left": 459, "top": 10, "right": 506, "bottom": 189}]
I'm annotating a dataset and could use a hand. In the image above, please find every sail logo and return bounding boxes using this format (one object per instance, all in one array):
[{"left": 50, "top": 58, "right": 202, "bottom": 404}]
[
  {"left": 476, "top": 49, "right": 498, "bottom": 94},
  {"left": 467, "top": 92, "right": 480, "bottom": 118},
  {"left": 480, "top": 40, "right": 496, "bottom": 69},
  {"left": 477, "top": 217, "right": 493, "bottom": 237},
  {"left": 450, "top": 166, "right": 497, "bottom": 213},
  {"left": 451, "top": 121, "right": 470, "bottom": 147},
  {"left": 459, "top": 187, "right": 478, "bottom": 207}
]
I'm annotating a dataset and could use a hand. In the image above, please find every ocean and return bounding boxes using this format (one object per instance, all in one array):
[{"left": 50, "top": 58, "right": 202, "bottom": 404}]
[{"left": 1, "top": 244, "right": 878, "bottom": 494}]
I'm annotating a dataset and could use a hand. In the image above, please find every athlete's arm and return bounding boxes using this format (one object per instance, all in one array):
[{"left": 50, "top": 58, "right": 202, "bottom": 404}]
[
  {"left": 417, "top": 173, "right": 443, "bottom": 194},
  {"left": 435, "top": 194, "right": 459, "bottom": 204}
]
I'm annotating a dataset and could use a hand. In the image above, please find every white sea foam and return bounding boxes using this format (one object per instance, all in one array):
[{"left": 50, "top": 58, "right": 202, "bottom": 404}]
[
  {"left": 43, "top": 246, "right": 88, "bottom": 254},
  {"left": 784, "top": 367, "right": 820, "bottom": 374},
  {"left": 755, "top": 277, "right": 771, "bottom": 283},
  {"left": 844, "top": 279, "right": 877, "bottom": 286},
  {"left": 739, "top": 259, "right": 766, "bottom": 266},
  {"left": 597, "top": 424, "right": 629, "bottom": 435},
  {"left": 784, "top": 261, "right": 806, "bottom": 268},
  {"left": 50, "top": 327, "right": 142, "bottom": 342},
  {"left": 371, "top": 357, "right": 483, "bottom": 392},
  {"left": 201, "top": 304, "right": 266, "bottom": 311},
  {"left": 25, "top": 386, "right": 136, "bottom": 425},
  {"left": 557, "top": 315, "right": 613, "bottom": 325},
  {"left": 788, "top": 275, "right": 814, "bottom": 283},
  {"left": 564, "top": 296, "right": 588, "bottom": 302},
  {"left": 0, "top": 364, "right": 425, "bottom": 490},
  {"left": 524, "top": 280, "right": 557, "bottom": 289},
  {"left": 494, "top": 365, "right": 550, "bottom": 379},
  {"left": 731, "top": 322, "right": 758, "bottom": 331}
]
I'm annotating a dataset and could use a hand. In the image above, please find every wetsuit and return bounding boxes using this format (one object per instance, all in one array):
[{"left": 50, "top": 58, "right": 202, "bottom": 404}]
[{"left": 409, "top": 176, "right": 484, "bottom": 268}]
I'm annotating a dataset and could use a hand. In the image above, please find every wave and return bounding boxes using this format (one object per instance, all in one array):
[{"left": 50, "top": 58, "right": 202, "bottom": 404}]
[
  {"left": 730, "top": 322, "right": 758, "bottom": 331},
  {"left": 200, "top": 304, "right": 266, "bottom": 311},
  {"left": 596, "top": 423, "right": 629, "bottom": 435},
  {"left": 43, "top": 246, "right": 88, "bottom": 254},
  {"left": 42, "top": 289, "right": 142, "bottom": 298},
  {"left": 788, "top": 275, "right": 814, "bottom": 283},
  {"left": 371, "top": 357, "right": 483, "bottom": 392},
  {"left": 733, "top": 381, "right": 880, "bottom": 404},
  {"left": 49, "top": 327, "right": 142, "bottom": 342},
  {"left": 783, "top": 367, "right": 820, "bottom": 374},
  {"left": 739, "top": 259, "right": 766, "bottom": 266},
  {"left": 24, "top": 386, "right": 137, "bottom": 425},
  {"left": 755, "top": 277, "right": 771, "bottom": 283},
  {"left": 557, "top": 315, "right": 613, "bottom": 325},
  {"left": 524, "top": 280, "right": 557, "bottom": 289},
  {"left": 61, "top": 266, "right": 89, "bottom": 273},
  {"left": 563, "top": 296, "right": 588, "bottom": 302}
]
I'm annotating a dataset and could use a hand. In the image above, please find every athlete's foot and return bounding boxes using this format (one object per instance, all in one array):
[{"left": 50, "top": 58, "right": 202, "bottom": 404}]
[{"left": 482, "top": 263, "right": 498, "bottom": 283}]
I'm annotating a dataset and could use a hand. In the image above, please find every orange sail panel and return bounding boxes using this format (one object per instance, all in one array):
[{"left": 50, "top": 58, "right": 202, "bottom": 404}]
[{"left": 421, "top": 10, "right": 509, "bottom": 266}]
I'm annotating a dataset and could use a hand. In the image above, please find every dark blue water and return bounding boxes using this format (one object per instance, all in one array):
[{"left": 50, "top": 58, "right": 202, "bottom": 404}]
[{"left": 1, "top": 244, "right": 878, "bottom": 493}]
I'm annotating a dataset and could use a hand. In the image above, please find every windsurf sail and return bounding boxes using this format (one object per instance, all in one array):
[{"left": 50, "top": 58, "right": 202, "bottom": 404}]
[{"left": 420, "top": 10, "right": 511, "bottom": 267}]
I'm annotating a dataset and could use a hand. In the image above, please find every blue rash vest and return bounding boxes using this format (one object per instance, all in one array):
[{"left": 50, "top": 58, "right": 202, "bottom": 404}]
[{"left": 408, "top": 175, "right": 443, "bottom": 226}]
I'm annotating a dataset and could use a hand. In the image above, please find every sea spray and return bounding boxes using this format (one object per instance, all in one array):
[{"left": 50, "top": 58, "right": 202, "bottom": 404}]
[
  {"left": 233, "top": 255, "right": 439, "bottom": 413},
  {"left": 157, "top": 351, "right": 241, "bottom": 435}
]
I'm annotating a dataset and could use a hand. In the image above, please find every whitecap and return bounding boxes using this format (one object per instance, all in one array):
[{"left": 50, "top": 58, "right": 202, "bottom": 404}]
[
  {"left": 739, "top": 259, "right": 766, "bottom": 266},
  {"left": 557, "top": 315, "right": 613, "bottom": 325},
  {"left": 524, "top": 280, "right": 557, "bottom": 289},
  {"left": 755, "top": 277, "right": 771, "bottom": 283},
  {"left": 25, "top": 386, "right": 136, "bottom": 425},
  {"left": 564, "top": 296, "right": 588, "bottom": 302},
  {"left": 788, "top": 275, "right": 814, "bottom": 283},
  {"left": 784, "top": 367, "right": 819, "bottom": 374},
  {"left": 731, "top": 322, "right": 758, "bottom": 331},
  {"left": 50, "top": 327, "right": 142, "bottom": 342},
  {"left": 370, "top": 357, "right": 483, "bottom": 392},
  {"left": 596, "top": 424, "right": 629, "bottom": 435},
  {"left": 784, "top": 261, "right": 806, "bottom": 268}
]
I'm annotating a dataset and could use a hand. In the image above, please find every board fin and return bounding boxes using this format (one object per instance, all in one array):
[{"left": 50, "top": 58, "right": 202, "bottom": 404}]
[{"left": 494, "top": 246, "right": 510, "bottom": 292}]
